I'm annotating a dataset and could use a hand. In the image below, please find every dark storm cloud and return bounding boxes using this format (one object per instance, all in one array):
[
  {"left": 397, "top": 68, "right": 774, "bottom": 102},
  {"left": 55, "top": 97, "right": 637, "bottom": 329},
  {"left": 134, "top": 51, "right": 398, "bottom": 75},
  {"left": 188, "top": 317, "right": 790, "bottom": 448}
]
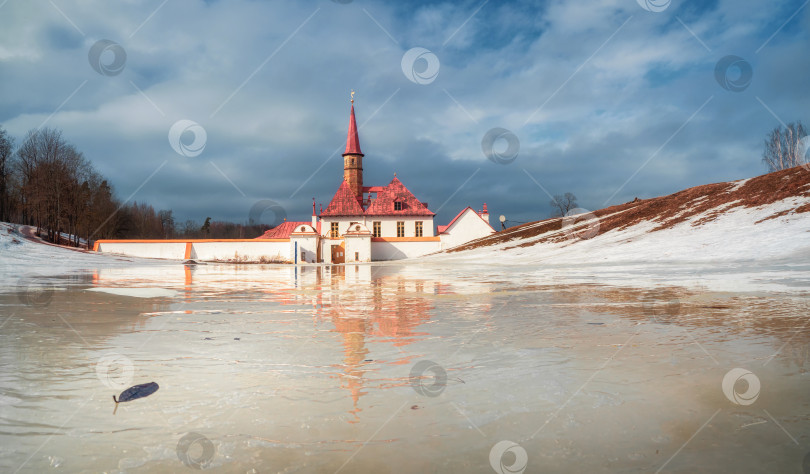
[{"left": 0, "top": 0, "right": 808, "bottom": 226}]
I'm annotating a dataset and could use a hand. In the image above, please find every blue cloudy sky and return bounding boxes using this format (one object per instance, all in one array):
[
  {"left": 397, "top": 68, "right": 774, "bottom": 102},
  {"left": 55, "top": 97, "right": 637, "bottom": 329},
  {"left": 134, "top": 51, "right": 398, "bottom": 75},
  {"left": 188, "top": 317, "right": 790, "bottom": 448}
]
[{"left": 1, "top": 0, "right": 808, "bottom": 226}]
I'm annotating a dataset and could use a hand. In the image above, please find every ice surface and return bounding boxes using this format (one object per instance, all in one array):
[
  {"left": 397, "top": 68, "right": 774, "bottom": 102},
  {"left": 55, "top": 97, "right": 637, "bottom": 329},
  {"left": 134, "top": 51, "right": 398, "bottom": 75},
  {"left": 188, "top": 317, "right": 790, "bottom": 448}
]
[
  {"left": 1, "top": 221, "right": 809, "bottom": 472},
  {"left": 0, "top": 257, "right": 808, "bottom": 472}
]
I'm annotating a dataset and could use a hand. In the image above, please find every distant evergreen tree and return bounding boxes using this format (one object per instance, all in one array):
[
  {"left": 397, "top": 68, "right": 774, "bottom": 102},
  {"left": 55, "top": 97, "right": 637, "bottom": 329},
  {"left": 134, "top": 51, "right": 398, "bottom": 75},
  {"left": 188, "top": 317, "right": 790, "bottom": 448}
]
[{"left": 200, "top": 217, "right": 211, "bottom": 236}]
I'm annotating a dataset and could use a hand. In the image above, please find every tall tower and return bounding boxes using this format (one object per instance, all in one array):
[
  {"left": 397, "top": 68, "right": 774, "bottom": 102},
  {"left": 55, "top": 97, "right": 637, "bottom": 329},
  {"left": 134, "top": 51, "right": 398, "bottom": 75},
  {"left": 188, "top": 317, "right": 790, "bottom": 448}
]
[{"left": 343, "top": 94, "right": 364, "bottom": 198}]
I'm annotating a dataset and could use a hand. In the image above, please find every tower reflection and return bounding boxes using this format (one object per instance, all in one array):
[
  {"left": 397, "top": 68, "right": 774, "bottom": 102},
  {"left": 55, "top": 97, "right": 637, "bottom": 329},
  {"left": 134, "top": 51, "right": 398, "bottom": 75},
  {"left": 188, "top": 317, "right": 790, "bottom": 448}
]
[{"left": 318, "top": 265, "right": 436, "bottom": 422}]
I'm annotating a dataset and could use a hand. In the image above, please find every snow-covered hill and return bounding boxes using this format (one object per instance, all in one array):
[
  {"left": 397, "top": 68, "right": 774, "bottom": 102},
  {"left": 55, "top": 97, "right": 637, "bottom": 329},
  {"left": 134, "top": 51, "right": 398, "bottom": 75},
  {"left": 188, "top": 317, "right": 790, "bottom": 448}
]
[
  {"left": 0, "top": 223, "right": 168, "bottom": 288},
  {"left": 431, "top": 167, "right": 810, "bottom": 265}
]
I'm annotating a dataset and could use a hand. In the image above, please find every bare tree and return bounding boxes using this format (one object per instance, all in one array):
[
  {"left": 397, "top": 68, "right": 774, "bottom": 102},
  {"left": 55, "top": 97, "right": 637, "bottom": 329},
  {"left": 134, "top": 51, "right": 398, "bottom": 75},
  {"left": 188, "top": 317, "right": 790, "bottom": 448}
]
[
  {"left": 0, "top": 126, "right": 13, "bottom": 222},
  {"left": 762, "top": 121, "right": 807, "bottom": 172},
  {"left": 550, "top": 192, "right": 578, "bottom": 217},
  {"left": 158, "top": 209, "right": 175, "bottom": 238}
]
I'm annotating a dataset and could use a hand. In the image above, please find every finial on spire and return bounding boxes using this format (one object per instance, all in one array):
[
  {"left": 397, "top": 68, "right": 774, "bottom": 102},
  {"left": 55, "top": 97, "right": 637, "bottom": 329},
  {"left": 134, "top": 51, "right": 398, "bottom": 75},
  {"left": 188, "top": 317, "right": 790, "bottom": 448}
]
[{"left": 350, "top": 89, "right": 355, "bottom": 104}]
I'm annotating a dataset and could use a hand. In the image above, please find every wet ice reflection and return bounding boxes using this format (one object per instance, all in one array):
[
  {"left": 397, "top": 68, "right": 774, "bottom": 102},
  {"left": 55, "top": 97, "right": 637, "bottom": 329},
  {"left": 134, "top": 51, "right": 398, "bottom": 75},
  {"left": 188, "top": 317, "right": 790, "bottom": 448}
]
[{"left": 0, "top": 262, "right": 808, "bottom": 472}]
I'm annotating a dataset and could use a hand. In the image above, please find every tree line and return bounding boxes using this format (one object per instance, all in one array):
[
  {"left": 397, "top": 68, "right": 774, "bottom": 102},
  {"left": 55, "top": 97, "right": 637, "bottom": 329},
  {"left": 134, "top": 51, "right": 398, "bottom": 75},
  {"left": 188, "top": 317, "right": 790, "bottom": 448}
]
[{"left": 0, "top": 126, "right": 269, "bottom": 247}]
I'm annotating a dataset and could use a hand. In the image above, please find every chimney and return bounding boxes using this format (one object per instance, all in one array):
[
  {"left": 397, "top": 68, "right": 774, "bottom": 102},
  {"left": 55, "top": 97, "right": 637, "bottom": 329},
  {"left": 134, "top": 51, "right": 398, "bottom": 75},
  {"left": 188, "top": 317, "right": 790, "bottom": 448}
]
[
  {"left": 311, "top": 198, "right": 317, "bottom": 228},
  {"left": 481, "top": 203, "right": 489, "bottom": 224}
]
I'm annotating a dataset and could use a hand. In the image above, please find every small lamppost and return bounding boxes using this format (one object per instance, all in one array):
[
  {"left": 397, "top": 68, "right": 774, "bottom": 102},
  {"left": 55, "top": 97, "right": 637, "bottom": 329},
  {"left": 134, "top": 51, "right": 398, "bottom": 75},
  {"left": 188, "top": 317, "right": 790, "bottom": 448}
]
[{"left": 499, "top": 215, "right": 506, "bottom": 230}]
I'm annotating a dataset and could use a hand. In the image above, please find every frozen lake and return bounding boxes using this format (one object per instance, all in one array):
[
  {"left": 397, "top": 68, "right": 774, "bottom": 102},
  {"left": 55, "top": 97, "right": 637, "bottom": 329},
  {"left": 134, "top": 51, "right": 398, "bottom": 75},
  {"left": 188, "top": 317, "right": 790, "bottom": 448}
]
[{"left": 1, "top": 262, "right": 809, "bottom": 473}]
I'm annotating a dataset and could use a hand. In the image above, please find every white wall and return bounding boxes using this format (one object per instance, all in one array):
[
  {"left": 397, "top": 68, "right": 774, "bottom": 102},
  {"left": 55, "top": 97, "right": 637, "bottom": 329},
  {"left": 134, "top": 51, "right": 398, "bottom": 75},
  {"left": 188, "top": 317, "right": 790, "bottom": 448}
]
[
  {"left": 290, "top": 235, "right": 319, "bottom": 263},
  {"left": 96, "top": 240, "right": 290, "bottom": 262},
  {"left": 96, "top": 242, "right": 187, "bottom": 259},
  {"left": 439, "top": 209, "right": 495, "bottom": 250},
  {"left": 192, "top": 241, "right": 289, "bottom": 262},
  {"left": 370, "top": 239, "right": 441, "bottom": 260},
  {"left": 344, "top": 235, "right": 371, "bottom": 262}
]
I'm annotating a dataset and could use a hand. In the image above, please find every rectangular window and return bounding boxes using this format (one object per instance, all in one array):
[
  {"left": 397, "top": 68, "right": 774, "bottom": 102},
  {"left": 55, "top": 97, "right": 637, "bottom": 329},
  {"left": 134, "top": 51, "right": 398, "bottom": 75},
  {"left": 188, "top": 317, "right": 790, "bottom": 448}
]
[
  {"left": 415, "top": 221, "right": 423, "bottom": 237},
  {"left": 330, "top": 222, "right": 339, "bottom": 238},
  {"left": 394, "top": 201, "right": 402, "bottom": 211},
  {"left": 397, "top": 221, "right": 405, "bottom": 237},
  {"left": 373, "top": 221, "right": 381, "bottom": 237},
  {"left": 355, "top": 252, "right": 359, "bottom": 261}
]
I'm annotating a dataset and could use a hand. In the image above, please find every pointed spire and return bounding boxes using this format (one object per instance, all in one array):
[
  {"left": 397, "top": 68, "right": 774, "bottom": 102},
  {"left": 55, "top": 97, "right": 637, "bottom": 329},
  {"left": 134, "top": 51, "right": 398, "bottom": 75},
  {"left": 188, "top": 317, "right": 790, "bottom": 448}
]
[{"left": 343, "top": 98, "right": 363, "bottom": 156}]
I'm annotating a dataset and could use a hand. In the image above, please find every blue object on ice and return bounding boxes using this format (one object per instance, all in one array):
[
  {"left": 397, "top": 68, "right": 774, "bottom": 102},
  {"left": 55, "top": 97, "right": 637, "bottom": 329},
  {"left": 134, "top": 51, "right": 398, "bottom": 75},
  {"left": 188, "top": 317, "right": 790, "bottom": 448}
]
[{"left": 113, "top": 382, "right": 159, "bottom": 403}]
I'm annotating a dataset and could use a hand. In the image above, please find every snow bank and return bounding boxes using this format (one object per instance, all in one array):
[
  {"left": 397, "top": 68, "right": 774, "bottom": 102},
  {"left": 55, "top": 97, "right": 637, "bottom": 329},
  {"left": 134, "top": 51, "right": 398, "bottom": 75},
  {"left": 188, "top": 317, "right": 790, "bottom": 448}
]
[{"left": 0, "top": 222, "right": 172, "bottom": 289}]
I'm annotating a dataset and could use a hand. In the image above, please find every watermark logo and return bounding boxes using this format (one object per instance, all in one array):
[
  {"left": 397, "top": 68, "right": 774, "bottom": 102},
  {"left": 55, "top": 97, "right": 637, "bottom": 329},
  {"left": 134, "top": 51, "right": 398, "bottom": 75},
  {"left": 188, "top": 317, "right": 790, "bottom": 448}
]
[
  {"left": 88, "top": 39, "right": 127, "bottom": 76},
  {"left": 95, "top": 353, "right": 135, "bottom": 390},
  {"left": 636, "top": 0, "right": 671, "bottom": 12},
  {"left": 642, "top": 290, "right": 681, "bottom": 323},
  {"left": 489, "top": 440, "right": 528, "bottom": 474},
  {"left": 176, "top": 432, "right": 215, "bottom": 470},
  {"left": 401, "top": 47, "right": 440, "bottom": 85},
  {"left": 409, "top": 360, "right": 447, "bottom": 397},
  {"left": 714, "top": 55, "right": 753, "bottom": 92},
  {"left": 248, "top": 199, "right": 287, "bottom": 228},
  {"left": 561, "top": 208, "right": 600, "bottom": 241},
  {"left": 482, "top": 128, "right": 520, "bottom": 165},
  {"left": 722, "top": 368, "right": 760, "bottom": 406},
  {"left": 16, "top": 274, "right": 54, "bottom": 307},
  {"left": 168, "top": 120, "right": 207, "bottom": 157}
]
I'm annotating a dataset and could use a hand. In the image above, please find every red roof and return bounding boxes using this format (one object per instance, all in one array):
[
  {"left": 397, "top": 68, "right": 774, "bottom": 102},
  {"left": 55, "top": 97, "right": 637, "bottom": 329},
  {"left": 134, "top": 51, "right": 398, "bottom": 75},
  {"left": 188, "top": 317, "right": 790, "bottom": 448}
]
[
  {"left": 257, "top": 221, "right": 309, "bottom": 239},
  {"left": 437, "top": 207, "right": 494, "bottom": 234},
  {"left": 364, "top": 176, "right": 435, "bottom": 217},
  {"left": 320, "top": 180, "right": 365, "bottom": 216},
  {"left": 319, "top": 176, "right": 435, "bottom": 218},
  {"left": 343, "top": 104, "right": 363, "bottom": 156}
]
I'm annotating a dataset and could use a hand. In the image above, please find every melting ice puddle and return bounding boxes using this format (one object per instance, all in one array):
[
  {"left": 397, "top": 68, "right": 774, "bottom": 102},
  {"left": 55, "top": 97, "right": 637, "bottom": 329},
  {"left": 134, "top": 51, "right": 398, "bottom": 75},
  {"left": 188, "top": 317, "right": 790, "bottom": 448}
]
[{"left": 0, "top": 262, "right": 808, "bottom": 473}]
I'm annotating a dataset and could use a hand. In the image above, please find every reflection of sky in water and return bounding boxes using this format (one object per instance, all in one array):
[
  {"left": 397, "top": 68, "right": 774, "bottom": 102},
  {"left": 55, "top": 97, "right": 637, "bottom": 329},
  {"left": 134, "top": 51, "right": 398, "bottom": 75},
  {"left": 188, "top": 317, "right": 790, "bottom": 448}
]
[{"left": 1, "top": 263, "right": 808, "bottom": 472}]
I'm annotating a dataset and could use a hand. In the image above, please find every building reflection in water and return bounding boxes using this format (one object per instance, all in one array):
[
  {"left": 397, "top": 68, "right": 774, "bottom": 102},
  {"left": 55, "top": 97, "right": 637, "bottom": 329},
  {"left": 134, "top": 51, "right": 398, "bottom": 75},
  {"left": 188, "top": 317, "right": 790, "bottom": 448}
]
[
  {"left": 90, "top": 263, "right": 486, "bottom": 423},
  {"left": 318, "top": 265, "right": 439, "bottom": 422}
]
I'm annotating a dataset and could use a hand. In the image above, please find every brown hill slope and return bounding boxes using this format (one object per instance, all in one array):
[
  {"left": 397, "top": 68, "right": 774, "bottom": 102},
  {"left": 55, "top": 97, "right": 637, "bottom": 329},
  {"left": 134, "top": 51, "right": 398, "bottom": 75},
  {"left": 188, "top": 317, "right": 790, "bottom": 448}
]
[{"left": 449, "top": 166, "right": 810, "bottom": 253}]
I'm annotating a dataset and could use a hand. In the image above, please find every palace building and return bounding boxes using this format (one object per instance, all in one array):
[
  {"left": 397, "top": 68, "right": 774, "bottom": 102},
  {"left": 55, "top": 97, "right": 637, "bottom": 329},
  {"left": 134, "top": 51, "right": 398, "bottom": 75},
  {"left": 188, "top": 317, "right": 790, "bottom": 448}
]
[
  {"left": 94, "top": 98, "right": 494, "bottom": 263},
  {"left": 257, "top": 99, "right": 495, "bottom": 263}
]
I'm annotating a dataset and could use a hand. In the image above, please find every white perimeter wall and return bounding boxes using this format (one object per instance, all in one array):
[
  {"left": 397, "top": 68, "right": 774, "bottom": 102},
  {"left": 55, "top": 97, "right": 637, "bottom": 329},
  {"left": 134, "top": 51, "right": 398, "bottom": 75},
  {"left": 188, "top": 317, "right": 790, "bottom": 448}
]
[
  {"left": 96, "top": 241, "right": 289, "bottom": 262},
  {"left": 96, "top": 242, "right": 187, "bottom": 259},
  {"left": 192, "top": 241, "right": 288, "bottom": 261},
  {"left": 97, "top": 236, "right": 449, "bottom": 263}
]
